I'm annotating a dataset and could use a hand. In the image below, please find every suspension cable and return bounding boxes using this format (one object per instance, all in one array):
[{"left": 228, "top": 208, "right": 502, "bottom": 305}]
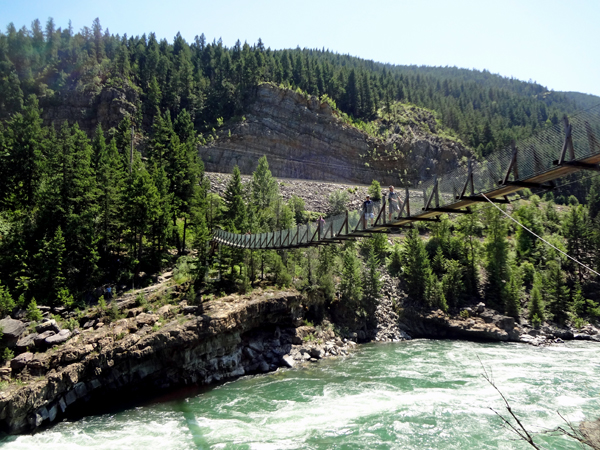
[{"left": 480, "top": 193, "right": 600, "bottom": 277}]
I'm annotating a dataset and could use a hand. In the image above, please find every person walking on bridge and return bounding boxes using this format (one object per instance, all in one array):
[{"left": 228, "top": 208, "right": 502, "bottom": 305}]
[
  {"left": 363, "top": 195, "right": 374, "bottom": 229},
  {"left": 387, "top": 185, "right": 402, "bottom": 222},
  {"left": 317, "top": 215, "right": 325, "bottom": 238}
]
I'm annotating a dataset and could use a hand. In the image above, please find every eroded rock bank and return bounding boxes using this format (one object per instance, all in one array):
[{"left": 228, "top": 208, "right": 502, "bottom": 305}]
[{"left": 0, "top": 290, "right": 365, "bottom": 435}]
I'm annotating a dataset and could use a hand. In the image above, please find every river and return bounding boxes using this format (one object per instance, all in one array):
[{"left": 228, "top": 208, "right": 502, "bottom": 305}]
[{"left": 1, "top": 340, "right": 599, "bottom": 449}]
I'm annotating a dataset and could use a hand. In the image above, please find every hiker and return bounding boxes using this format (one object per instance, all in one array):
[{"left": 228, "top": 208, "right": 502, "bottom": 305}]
[
  {"left": 363, "top": 195, "right": 374, "bottom": 228},
  {"left": 387, "top": 185, "right": 402, "bottom": 221},
  {"left": 318, "top": 215, "right": 325, "bottom": 237}
]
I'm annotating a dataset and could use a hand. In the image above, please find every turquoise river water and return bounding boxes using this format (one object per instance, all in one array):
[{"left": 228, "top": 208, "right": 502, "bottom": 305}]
[{"left": 1, "top": 339, "right": 599, "bottom": 449}]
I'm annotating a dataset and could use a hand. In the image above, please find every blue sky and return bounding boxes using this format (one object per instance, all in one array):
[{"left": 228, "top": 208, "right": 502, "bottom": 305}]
[{"left": 1, "top": 0, "right": 599, "bottom": 96}]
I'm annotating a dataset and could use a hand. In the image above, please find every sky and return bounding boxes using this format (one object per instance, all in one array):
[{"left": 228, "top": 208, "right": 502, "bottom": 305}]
[{"left": 1, "top": 0, "right": 599, "bottom": 96}]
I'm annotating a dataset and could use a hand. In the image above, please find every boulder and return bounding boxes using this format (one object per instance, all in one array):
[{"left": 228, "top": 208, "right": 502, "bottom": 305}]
[
  {"left": 11, "top": 352, "right": 34, "bottom": 371},
  {"left": 0, "top": 318, "right": 27, "bottom": 346},
  {"left": 552, "top": 328, "right": 574, "bottom": 340},
  {"left": 83, "top": 320, "right": 96, "bottom": 329},
  {"left": 494, "top": 315, "right": 515, "bottom": 331},
  {"left": 309, "top": 347, "right": 324, "bottom": 359},
  {"left": 156, "top": 305, "right": 173, "bottom": 318},
  {"left": 135, "top": 313, "right": 159, "bottom": 327},
  {"left": 281, "top": 355, "right": 295, "bottom": 368},
  {"left": 36, "top": 319, "right": 61, "bottom": 334},
  {"left": 34, "top": 331, "right": 56, "bottom": 347},
  {"left": 45, "top": 329, "right": 71, "bottom": 345},
  {"left": 16, "top": 333, "right": 38, "bottom": 352},
  {"left": 476, "top": 302, "right": 485, "bottom": 313}
]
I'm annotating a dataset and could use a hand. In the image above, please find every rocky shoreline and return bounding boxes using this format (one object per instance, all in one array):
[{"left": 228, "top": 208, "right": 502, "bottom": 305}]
[{"left": 0, "top": 282, "right": 598, "bottom": 435}]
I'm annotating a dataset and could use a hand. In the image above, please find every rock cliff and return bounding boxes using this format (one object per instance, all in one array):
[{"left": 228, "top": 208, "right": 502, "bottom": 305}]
[
  {"left": 199, "top": 84, "right": 471, "bottom": 185},
  {"left": 0, "top": 290, "right": 305, "bottom": 434}
]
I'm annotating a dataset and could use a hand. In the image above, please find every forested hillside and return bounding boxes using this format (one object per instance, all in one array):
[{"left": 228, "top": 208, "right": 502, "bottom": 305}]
[
  {"left": 1, "top": 18, "right": 600, "bottom": 355},
  {"left": 1, "top": 19, "right": 596, "bottom": 150}
]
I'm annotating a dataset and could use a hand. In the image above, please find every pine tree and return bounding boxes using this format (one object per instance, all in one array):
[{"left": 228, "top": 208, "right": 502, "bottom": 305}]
[
  {"left": 224, "top": 165, "right": 247, "bottom": 233},
  {"left": 401, "top": 228, "right": 433, "bottom": 305},
  {"left": 340, "top": 246, "right": 362, "bottom": 308},
  {"left": 97, "top": 138, "right": 125, "bottom": 256},
  {"left": 528, "top": 276, "right": 545, "bottom": 325},
  {"left": 484, "top": 207, "right": 510, "bottom": 310},
  {"left": 545, "top": 261, "right": 570, "bottom": 324},
  {"left": 362, "top": 245, "right": 382, "bottom": 323}
]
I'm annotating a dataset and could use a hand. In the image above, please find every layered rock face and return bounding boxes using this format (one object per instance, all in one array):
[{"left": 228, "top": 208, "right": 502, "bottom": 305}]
[
  {"left": 0, "top": 291, "right": 303, "bottom": 434},
  {"left": 40, "top": 83, "right": 139, "bottom": 133},
  {"left": 199, "top": 84, "right": 470, "bottom": 185}
]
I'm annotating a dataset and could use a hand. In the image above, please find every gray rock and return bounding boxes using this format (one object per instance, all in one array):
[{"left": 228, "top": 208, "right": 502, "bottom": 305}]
[
  {"left": 74, "top": 382, "right": 87, "bottom": 398},
  {"left": 0, "top": 317, "right": 27, "bottom": 345},
  {"left": 476, "top": 302, "right": 485, "bottom": 313},
  {"left": 34, "top": 331, "right": 56, "bottom": 347},
  {"left": 48, "top": 404, "right": 58, "bottom": 422},
  {"left": 553, "top": 328, "right": 574, "bottom": 340},
  {"left": 11, "top": 352, "right": 34, "bottom": 370},
  {"left": 249, "top": 340, "right": 264, "bottom": 352},
  {"left": 182, "top": 306, "right": 198, "bottom": 315},
  {"left": 309, "top": 347, "right": 324, "bottom": 359},
  {"left": 281, "top": 355, "right": 295, "bottom": 368},
  {"left": 36, "top": 319, "right": 61, "bottom": 334},
  {"left": 16, "top": 333, "right": 38, "bottom": 351},
  {"left": 243, "top": 347, "right": 256, "bottom": 359},
  {"left": 45, "top": 329, "right": 71, "bottom": 345},
  {"left": 480, "top": 311, "right": 495, "bottom": 323},
  {"left": 65, "top": 390, "right": 77, "bottom": 406},
  {"left": 83, "top": 320, "right": 96, "bottom": 329},
  {"left": 259, "top": 361, "right": 270, "bottom": 372},
  {"left": 573, "top": 333, "right": 592, "bottom": 340}
]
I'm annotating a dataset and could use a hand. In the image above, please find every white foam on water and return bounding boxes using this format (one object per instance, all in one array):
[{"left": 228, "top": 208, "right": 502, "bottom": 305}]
[{"left": 2, "top": 341, "right": 599, "bottom": 449}]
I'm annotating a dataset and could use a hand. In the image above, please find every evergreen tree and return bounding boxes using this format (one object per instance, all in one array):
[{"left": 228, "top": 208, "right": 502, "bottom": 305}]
[
  {"left": 545, "top": 261, "right": 570, "bottom": 324},
  {"left": 340, "top": 245, "right": 362, "bottom": 307},
  {"left": 401, "top": 228, "right": 433, "bottom": 305},
  {"left": 362, "top": 245, "right": 382, "bottom": 323},
  {"left": 528, "top": 275, "right": 545, "bottom": 324},
  {"left": 97, "top": 138, "right": 125, "bottom": 257},
  {"left": 484, "top": 207, "right": 510, "bottom": 310}
]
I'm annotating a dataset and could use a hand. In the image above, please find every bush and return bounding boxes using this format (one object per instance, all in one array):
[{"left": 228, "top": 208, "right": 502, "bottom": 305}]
[
  {"left": 388, "top": 243, "right": 402, "bottom": 276},
  {"left": 0, "top": 282, "right": 15, "bottom": 317},
  {"left": 368, "top": 180, "right": 382, "bottom": 201},
  {"left": 135, "top": 292, "right": 147, "bottom": 308},
  {"left": 2, "top": 347, "right": 14, "bottom": 361},
  {"left": 328, "top": 190, "right": 349, "bottom": 216},
  {"left": 107, "top": 301, "right": 123, "bottom": 321},
  {"left": 26, "top": 299, "right": 43, "bottom": 322}
]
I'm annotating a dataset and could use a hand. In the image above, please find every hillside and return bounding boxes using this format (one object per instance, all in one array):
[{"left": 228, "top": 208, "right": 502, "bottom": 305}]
[{"left": 0, "top": 19, "right": 585, "bottom": 152}]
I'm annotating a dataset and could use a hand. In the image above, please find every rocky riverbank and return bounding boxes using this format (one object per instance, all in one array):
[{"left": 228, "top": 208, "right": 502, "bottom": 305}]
[
  {"left": 1, "top": 274, "right": 598, "bottom": 435},
  {"left": 0, "top": 289, "right": 362, "bottom": 435}
]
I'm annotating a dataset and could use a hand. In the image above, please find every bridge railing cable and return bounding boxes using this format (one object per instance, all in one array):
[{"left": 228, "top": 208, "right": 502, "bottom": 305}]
[{"left": 213, "top": 104, "right": 600, "bottom": 249}]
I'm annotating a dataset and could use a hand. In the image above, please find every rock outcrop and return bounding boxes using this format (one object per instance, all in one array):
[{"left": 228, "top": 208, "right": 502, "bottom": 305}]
[
  {"left": 399, "top": 307, "right": 522, "bottom": 342},
  {"left": 199, "top": 84, "right": 470, "bottom": 185},
  {"left": 0, "top": 290, "right": 305, "bottom": 434}
]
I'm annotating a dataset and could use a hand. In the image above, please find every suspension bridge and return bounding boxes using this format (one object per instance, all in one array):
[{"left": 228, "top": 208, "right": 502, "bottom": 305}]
[{"left": 212, "top": 104, "right": 600, "bottom": 250}]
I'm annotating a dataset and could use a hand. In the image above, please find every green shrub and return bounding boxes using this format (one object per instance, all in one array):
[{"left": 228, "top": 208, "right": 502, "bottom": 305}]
[
  {"left": 63, "top": 317, "right": 78, "bottom": 331},
  {"left": 531, "top": 314, "right": 542, "bottom": 329},
  {"left": 135, "top": 292, "right": 147, "bottom": 308},
  {"left": 328, "top": 190, "right": 349, "bottom": 216},
  {"left": 0, "top": 282, "right": 15, "bottom": 317},
  {"left": 1, "top": 347, "right": 14, "bottom": 361},
  {"left": 26, "top": 299, "right": 43, "bottom": 322},
  {"left": 368, "top": 180, "right": 382, "bottom": 201},
  {"left": 107, "top": 301, "right": 123, "bottom": 321},
  {"left": 459, "top": 309, "right": 470, "bottom": 319}
]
